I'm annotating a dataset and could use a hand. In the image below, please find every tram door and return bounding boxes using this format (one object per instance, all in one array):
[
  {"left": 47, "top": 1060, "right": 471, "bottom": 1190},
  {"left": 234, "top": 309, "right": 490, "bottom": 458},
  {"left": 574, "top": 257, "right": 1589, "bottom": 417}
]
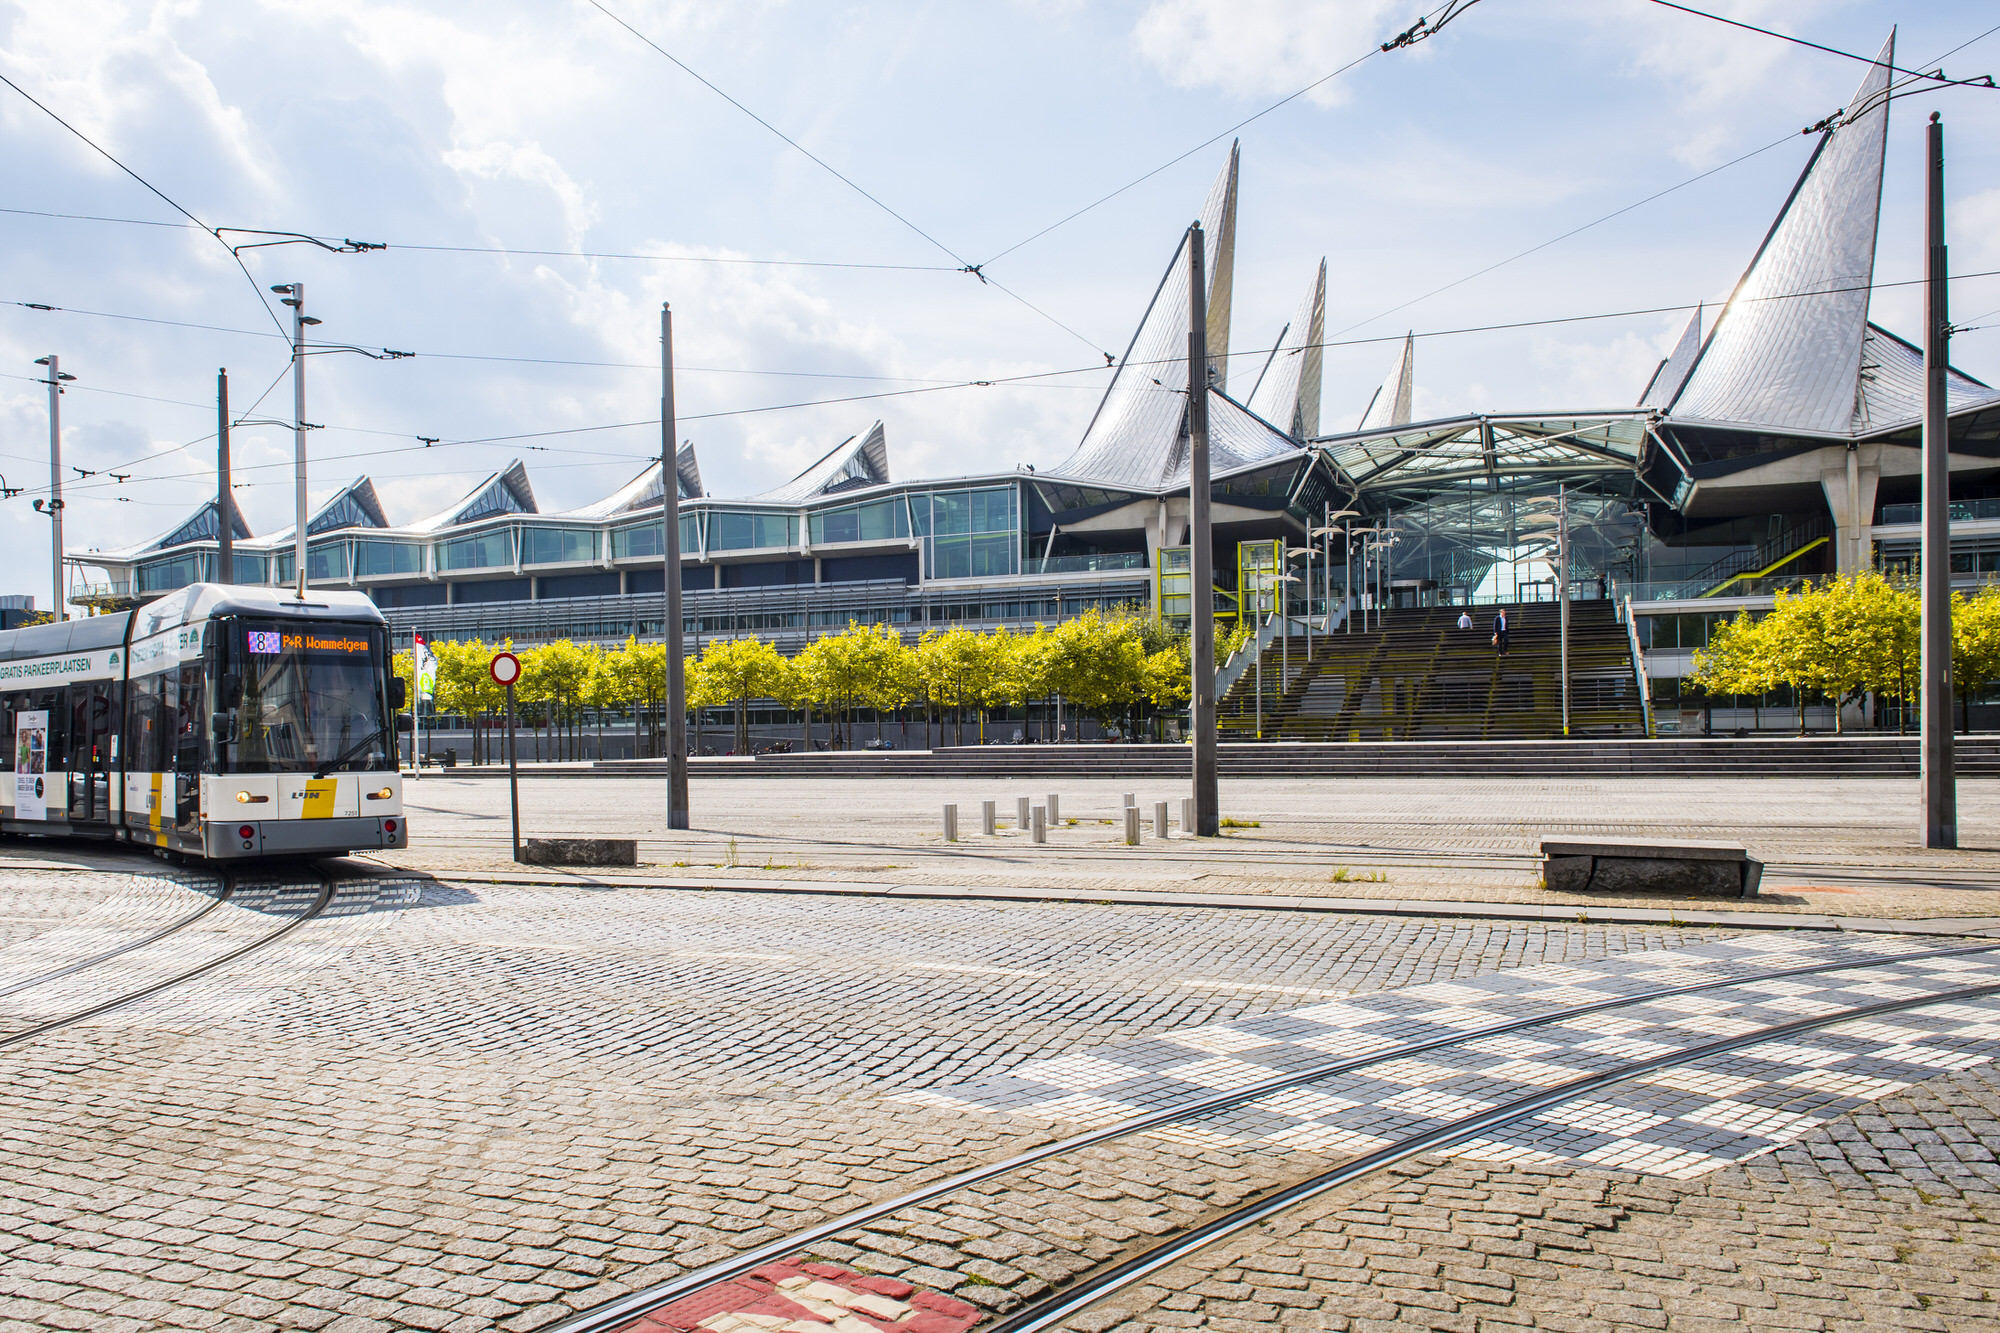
[
  {"left": 174, "top": 664, "right": 203, "bottom": 834},
  {"left": 70, "top": 682, "right": 115, "bottom": 824}
]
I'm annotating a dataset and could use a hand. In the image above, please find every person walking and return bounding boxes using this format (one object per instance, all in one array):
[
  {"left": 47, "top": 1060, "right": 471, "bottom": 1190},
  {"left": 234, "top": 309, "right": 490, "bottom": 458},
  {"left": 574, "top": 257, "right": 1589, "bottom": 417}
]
[
  {"left": 1492, "top": 608, "right": 1510, "bottom": 657},
  {"left": 1457, "top": 610, "right": 1473, "bottom": 631}
]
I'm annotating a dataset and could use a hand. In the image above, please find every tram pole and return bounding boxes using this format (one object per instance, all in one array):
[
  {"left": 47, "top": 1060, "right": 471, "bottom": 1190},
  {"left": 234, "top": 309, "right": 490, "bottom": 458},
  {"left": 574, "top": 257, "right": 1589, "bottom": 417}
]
[
  {"left": 1187, "top": 221, "right": 1219, "bottom": 837},
  {"left": 217, "top": 369, "right": 233, "bottom": 585},
  {"left": 663, "top": 303, "right": 689, "bottom": 829},
  {"left": 32, "top": 354, "right": 71, "bottom": 621},
  {"left": 1920, "top": 111, "right": 1956, "bottom": 848}
]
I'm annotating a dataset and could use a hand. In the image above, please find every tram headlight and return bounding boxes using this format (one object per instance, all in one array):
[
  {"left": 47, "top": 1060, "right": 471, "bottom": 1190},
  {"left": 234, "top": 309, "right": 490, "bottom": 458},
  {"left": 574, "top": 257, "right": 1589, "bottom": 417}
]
[
  {"left": 367, "top": 787, "right": 393, "bottom": 800},
  {"left": 234, "top": 791, "right": 269, "bottom": 804}
]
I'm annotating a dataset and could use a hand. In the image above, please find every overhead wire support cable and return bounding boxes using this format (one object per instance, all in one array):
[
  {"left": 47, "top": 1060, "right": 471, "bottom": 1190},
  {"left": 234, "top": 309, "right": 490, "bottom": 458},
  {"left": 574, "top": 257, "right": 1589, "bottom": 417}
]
[{"left": 1647, "top": 0, "right": 1998, "bottom": 90}]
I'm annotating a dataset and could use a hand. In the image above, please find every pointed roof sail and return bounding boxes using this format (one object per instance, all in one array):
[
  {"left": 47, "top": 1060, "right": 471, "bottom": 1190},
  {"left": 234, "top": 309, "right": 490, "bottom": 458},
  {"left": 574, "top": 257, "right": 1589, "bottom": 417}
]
[
  {"left": 1358, "top": 333, "right": 1415, "bottom": 431},
  {"left": 153, "top": 497, "right": 253, "bottom": 551},
  {"left": 410, "top": 459, "right": 538, "bottom": 531},
  {"left": 306, "top": 476, "right": 390, "bottom": 536},
  {"left": 742, "top": 421, "right": 890, "bottom": 503},
  {"left": 1247, "top": 258, "right": 1327, "bottom": 439},
  {"left": 1047, "top": 144, "right": 1242, "bottom": 490},
  {"left": 1669, "top": 34, "right": 1893, "bottom": 433},
  {"left": 676, "top": 440, "right": 704, "bottom": 500},
  {"left": 1638, "top": 307, "right": 1702, "bottom": 408},
  {"left": 566, "top": 443, "right": 706, "bottom": 521}
]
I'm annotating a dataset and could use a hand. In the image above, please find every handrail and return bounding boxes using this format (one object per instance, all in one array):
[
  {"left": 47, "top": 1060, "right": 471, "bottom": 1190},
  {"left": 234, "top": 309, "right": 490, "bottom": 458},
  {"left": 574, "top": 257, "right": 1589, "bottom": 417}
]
[
  {"left": 1622, "top": 593, "right": 1654, "bottom": 737},
  {"left": 1701, "top": 535, "right": 1829, "bottom": 597},
  {"left": 1215, "top": 611, "right": 1283, "bottom": 700}
]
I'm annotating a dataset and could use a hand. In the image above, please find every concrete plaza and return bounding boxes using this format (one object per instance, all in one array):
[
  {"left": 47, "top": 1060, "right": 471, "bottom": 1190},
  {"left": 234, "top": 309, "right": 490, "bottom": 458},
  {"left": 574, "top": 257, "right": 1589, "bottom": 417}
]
[{"left": 378, "top": 773, "right": 2000, "bottom": 923}]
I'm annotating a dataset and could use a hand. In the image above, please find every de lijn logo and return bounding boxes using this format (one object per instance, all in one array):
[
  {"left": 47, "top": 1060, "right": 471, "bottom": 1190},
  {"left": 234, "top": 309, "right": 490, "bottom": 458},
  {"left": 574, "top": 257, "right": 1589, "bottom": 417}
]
[{"left": 108, "top": 652, "right": 120, "bottom": 666}]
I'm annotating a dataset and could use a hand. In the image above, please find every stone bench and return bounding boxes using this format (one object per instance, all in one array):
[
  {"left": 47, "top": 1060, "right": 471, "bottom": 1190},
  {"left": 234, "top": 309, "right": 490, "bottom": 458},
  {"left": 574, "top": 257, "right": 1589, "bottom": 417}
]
[
  {"left": 1541, "top": 837, "right": 1763, "bottom": 897},
  {"left": 519, "top": 838, "right": 638, "bottom": 868}
]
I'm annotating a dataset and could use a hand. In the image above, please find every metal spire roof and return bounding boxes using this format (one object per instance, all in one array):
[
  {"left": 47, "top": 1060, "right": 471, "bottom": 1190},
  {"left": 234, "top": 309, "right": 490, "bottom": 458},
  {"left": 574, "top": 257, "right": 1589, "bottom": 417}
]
[
  {"left": 1638, "top": 306, "right": 1702, "bottom": 409},
  {"left": 1046, "top": 144, "right": 1243, "bottom": 490},
  {"left": 740, "top": 420, "right": 889, "bottom": 503},
  {"left": 1246, "top": 258, "right": 1326, "bottom": 440},
  {"left": 1668, "top": 33, "right": 1894, "bottom": 434},
  {"left": 1357, "top": 333, "right": 1415, "bottom": 431},
  {"left": 562, "top": 442, "right": 705, "bottom": 519},
  {"left": 407, "top": 460, "right": 538, "bottom": 532}
]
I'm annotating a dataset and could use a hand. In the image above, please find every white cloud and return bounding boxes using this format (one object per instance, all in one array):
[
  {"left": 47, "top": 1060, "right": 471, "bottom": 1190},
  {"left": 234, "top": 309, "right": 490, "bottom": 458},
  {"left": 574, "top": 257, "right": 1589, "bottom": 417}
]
[{"left": 1131, "top": 0, "right": 1406, "bottom": 105}]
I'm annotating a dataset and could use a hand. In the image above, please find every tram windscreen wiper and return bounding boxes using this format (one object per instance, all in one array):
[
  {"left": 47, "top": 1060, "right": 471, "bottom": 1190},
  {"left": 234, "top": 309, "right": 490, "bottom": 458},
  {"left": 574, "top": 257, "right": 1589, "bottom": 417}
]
[{"left": 313, "top": 725, "right": 388, "bottom": 779}]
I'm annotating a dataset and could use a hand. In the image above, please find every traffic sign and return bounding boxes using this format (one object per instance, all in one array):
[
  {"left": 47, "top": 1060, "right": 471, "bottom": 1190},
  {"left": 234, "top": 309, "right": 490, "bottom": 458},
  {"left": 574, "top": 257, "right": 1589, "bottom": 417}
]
[{"left": 489, "top": 651, "right": 522, "bottom": 687}]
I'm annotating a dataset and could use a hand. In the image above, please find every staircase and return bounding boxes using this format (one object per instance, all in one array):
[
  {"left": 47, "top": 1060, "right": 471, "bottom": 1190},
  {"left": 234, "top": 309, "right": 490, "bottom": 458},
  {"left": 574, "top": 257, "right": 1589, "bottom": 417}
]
[{"left": 1218, "top": 602, "right": 1644, "bottom": 742}]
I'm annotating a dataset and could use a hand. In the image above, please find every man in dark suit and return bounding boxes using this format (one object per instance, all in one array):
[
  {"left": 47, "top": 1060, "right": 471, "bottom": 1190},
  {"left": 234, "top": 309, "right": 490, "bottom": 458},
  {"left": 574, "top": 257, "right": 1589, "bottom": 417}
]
[{"left": 1492, "top": 609, "right": 1510, "bottom": 656}]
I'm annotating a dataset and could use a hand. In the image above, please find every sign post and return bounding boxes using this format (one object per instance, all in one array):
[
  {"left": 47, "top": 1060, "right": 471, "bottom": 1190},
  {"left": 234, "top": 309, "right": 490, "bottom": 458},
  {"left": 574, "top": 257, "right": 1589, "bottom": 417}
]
[{"left": 490, "top": 651, "right": 523, "bottom": 862}]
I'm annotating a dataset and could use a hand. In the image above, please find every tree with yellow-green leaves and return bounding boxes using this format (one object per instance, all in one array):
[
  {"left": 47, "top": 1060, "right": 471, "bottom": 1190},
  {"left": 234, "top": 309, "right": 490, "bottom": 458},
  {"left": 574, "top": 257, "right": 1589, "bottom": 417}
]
[
  {"left": 695, "top": 636, "right": 790, "bottom": 754},
  {"left": 600, "top": 637, "right": 670, "bottom": 757},
  {"left": 519, "top": 640, "right": 599, "bottom": 761},
  {"left": 1953, "top": 583, "right": 2000, "bottom": 732},
  {"left": 918, "top": 627, "right": 989, "bottom": 748}
]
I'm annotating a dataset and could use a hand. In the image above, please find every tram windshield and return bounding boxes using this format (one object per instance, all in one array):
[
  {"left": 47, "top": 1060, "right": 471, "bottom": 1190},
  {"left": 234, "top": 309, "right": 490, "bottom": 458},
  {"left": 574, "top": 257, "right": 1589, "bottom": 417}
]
[{"left": 221, "top": 620, "right": 392, "bottom": 774}]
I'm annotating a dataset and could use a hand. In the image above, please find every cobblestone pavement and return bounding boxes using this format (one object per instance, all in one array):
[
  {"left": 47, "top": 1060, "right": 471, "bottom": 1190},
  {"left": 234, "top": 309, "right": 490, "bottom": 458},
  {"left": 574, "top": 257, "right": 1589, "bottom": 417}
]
[
  {"left": 5, "top": 856, "right": 2000, "bottom": 1333},
  {"left": 1060, "top": 1062, "right": 2000, "bottom": 1332},
  {"left": 377, "top": 776, "right": 2000, "bottom": 920},
  {"left": 0, "top": 860, "right": 1726, "bottom": 1333}
]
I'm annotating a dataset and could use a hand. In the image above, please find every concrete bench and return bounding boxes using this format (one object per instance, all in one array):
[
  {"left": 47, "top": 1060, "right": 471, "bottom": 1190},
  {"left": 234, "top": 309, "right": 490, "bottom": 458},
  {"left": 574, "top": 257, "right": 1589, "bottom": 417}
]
[
  {"left": 1541, "top": 837, "right": 1763, "bottom": 898},
  {"left": 519, "top": 837, "right": 638, "bottom": 868}
]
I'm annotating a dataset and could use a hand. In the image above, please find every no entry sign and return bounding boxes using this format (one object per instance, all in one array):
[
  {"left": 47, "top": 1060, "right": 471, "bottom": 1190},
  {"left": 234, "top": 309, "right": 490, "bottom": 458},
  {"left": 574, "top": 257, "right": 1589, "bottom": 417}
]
[{"left": 489, "top": 651, "right": 522, "bottom": 687}]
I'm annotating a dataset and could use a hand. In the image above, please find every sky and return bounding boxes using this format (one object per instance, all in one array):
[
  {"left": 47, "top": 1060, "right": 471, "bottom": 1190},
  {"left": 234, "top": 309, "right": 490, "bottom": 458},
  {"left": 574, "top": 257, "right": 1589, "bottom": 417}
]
[{"left": 4, "top": 0, "right": 2000, "bottom": 604}]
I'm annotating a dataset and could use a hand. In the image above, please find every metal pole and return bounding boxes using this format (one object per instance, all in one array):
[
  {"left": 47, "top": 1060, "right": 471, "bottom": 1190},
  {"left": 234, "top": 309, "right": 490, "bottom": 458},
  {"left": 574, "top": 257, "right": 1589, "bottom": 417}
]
[
  {"left": 288, "top": 283, "right": 308, "bottom": 599},
  {"left": 1187, "top": 222, "right": 1219, "bottom": 837},
  {"left": 1921, "top": 111, "right": 1956, "bottom": 848},
  {"left": 43, "top": 355, "right": 64, "bottom": 621},
  {"left": 663, "top": 303, "right": 690, "bottom": 829},
  {"left": 1558, "top": 488, "right": 1571, "bottom": 738},
  {"left": 506, "top": 679, "right": 522, "bottom": 861},
  {"left": 1344, "top": 526, "right": 1352, "bottom": 634},
  {"left": 217, "top": 368, "right": 233, "bottom": 585}
]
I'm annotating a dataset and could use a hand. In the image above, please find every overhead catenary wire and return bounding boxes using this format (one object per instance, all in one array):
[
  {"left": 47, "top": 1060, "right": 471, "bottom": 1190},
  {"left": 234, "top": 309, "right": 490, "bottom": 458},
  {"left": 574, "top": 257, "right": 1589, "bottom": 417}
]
[
  {"left": 1647, "top": 1, "right": 1999, "bottom": 89},
  {"left": 19, "top": 264, "right": 2000, "bottom": 507},
  {"left": 0, "top": 71, "right": 289, "bottom": 335}
]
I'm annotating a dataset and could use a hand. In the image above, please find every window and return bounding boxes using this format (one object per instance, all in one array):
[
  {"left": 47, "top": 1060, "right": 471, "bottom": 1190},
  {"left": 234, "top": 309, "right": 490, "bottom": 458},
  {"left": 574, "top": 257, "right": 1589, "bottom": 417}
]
[
  {"left": 708, "top": 511, "right": 796, "bottom": 551},
  {"left": 521, "top": 527, "right": 597, "bottom": 565},
  {"left": 353, "top": 541, "right": 424, "bottom": 577},
  {"left": 138, "top": 554, "right": 208, "bottom": 593},
  {"left": 611, "top": 515, "right": 699, "bottom": 558},
  {"left": 309, "top": 543, "right": 349, "bottom": 581},
  {"left": 921, "top": 487, "right": 1017, "bottom": 579},
  {"left": 441, "top": 530, "right": 513, "bottom": 570},
  {"left": 810, "top": 498, "right": 909, "bottom": 545}
]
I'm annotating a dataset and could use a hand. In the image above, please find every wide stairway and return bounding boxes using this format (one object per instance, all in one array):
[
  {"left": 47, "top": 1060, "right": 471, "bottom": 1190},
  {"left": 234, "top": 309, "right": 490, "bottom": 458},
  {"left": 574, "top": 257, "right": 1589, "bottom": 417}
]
[{"left": 1219, "top": 601, "right": 1645, "bottom": 742}]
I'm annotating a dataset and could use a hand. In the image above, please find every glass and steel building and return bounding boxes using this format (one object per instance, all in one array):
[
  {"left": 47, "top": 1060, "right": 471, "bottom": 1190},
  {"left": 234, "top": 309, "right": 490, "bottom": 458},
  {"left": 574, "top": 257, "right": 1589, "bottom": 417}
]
[{"left": 66, "top": 35, "right": 2000, "bottom": 684}]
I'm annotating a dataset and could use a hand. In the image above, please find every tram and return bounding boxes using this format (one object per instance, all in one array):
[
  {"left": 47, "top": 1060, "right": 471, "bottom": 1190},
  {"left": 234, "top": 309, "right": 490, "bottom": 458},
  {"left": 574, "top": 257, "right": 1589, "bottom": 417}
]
[{"left": 0, "top": 584, "right": 407, "bottom": 859}]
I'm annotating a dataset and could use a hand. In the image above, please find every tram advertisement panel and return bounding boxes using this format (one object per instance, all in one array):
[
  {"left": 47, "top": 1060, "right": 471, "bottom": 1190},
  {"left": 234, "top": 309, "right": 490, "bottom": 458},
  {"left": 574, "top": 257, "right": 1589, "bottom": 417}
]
[{"left": 13, "top": 710, "right": 48, "bottom": 820}]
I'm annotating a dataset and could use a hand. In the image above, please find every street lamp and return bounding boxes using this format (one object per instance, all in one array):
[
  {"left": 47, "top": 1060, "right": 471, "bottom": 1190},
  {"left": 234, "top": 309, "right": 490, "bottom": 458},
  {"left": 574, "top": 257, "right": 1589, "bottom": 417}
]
[
  {"left": 1288, "top": 547, "right": 1315, "bottom": 662},
  {"left": 1316, "top": 508, "right": 1359, "bottom": 633},
  {"left": 32, "top": 356, "right": 77, "bottom": 621},
  {"left": 267, "top": 282, "right": 411, "bottom": 598},
  {"left": 1521, "top": 487, "right": 1571, "bottom": 737}
]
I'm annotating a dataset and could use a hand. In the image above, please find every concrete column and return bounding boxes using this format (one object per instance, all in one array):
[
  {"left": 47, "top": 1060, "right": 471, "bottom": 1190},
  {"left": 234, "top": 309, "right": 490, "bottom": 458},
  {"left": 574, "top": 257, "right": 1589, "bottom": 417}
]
[{"left": 1821, "top": 453, "right": 1881, "bottom": 576}]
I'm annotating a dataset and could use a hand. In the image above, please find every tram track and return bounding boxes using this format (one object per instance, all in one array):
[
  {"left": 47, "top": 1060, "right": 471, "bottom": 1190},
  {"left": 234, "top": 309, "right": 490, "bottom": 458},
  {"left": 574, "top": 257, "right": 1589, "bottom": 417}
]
[
  {"left": 0, "top": 867, "right": 336, "bottom": 1054},
  {"left": 549, "top": 935, "right": 2000, "bottom": 1333},
  {"left": 0, "top": 874, "right": 234, "bottom": 1001}
]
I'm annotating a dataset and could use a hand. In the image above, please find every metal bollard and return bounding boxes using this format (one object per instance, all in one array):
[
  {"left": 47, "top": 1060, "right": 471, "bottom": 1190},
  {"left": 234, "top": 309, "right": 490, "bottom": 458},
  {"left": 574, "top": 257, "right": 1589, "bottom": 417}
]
[
  {"left": 1017, "top": 795, "right": 1032, "bottom": 831},
  {"left": 1047, "top": 793, "right": 1061, "bottom": 824},
  {"left": 1031, "top": 805, "right": 1047, "bottom": 844},
  {"left": 943, "top": 803, "right": 958, "bottom": 842},
  {"left": 1154, "top": 800, "right": 1170, "bottom": 839},
  {"left": 982, "top": 800, "right": 997, "bottom": 836},
  {"left": 1181, "top": 796, "right": 1194, "bottom": 833},
  {"left": 1123, "top": 791, "right": 1136, "bottom": 808},
  {"left": 1123, "top": 804, "right": 1140, "bottom": 846}
]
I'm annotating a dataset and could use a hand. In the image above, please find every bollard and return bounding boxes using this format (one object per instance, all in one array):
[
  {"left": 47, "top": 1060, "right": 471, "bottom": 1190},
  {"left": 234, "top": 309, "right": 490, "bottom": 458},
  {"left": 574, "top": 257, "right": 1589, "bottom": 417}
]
[
  {"left": 1123, "top": 804, "right": 1140, "bottom": 846},
  {"left": 943, "top": 803, "right": 958, "bottom": 842},
  {"left": 1123, "top": 791, "right": 1136, "bottom": 808},
  {"left": 1181, "top": 796, "right": 1194, "bottom": 833},
  {"left": 1016, "top": 795, "right": 1032, "bottom": 831},
  {"left": 1047, "top": 793, "right": 1061, "bottom": 824},
  {"left": 1031, "top": 805, "right": 1047, "bottom": 844},
  {"left": 982, "top": 800, "right": 997, "bottom": 836},
  {"left": 1154, "top": 800, "right": 1170, "bottom": 839}
]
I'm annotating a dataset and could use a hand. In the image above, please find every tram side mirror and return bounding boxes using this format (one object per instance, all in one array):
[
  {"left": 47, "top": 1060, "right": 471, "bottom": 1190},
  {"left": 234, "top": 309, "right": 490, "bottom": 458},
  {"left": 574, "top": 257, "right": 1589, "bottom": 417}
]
[
  {"left": 389, "top": 677, "right": 407, "bottom": 710},
  {"left": 211, "top": 712, "right": 237, "bottom": 744},
  {"left": 395, "top": 714, "right": 414, "bottom": 733}
]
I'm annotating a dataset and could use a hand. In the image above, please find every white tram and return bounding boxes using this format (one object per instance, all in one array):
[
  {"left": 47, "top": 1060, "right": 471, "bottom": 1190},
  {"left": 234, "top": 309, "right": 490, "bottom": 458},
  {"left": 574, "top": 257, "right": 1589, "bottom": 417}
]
[{"left": 0, "top": 584, "right": 407, "bottom": 859}]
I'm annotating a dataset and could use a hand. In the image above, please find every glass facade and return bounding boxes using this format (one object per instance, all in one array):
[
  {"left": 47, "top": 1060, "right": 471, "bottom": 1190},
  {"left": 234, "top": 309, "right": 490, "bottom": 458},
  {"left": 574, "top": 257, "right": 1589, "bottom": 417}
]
[
  {"left": 810, "top": 497, "right": 909, "bottom": 545},
  {"left": 138, "top": 553, "right": 208, "bottom": 594},
  {"left": 610, "top": 515, "right": 700, "bottom": 559},
  {"left": 916, "top": 486, "right": 1017, "bottom": 579},
  {"left": 354, "top": 540, "right": 425, "bottom": 577},
  {"left": 441, "top": 530, "right": 513, "bottom": 571},
  {"left": 708, "top": 511, "right": 797, "bottom": 552},
  {"left": 521, "top": 526, "right": 597, "bottom": 565}
]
